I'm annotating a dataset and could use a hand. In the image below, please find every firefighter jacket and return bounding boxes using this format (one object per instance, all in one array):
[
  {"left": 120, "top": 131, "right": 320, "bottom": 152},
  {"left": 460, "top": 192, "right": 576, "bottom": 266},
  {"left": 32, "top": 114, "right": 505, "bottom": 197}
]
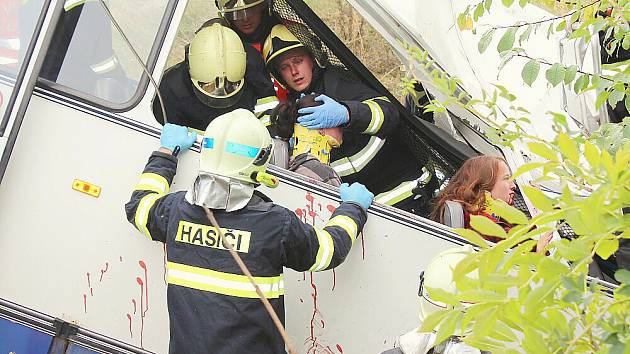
[
  {"left": 287, "top": 67, "right": 422, "bottom": 198},
  {"left": 125, "top": 151, "right": 368, "bottom": 354},
  {"left": 153, "top": 45, "right": 277, "bottom": 132}
]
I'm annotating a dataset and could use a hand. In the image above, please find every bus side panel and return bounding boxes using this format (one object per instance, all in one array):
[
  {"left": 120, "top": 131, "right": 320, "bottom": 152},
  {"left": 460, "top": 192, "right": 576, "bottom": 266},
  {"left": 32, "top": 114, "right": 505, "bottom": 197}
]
[{"left": 0, "top": 317, "right": 53, "bottom": 354}]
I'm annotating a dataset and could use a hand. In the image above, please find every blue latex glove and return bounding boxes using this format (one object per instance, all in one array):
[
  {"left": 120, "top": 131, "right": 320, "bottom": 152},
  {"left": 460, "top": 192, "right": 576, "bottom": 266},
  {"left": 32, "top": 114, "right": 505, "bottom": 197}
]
[
  {"left": 297, "top": 94, "right": 349, "bottom": 129},
  {"left": 339, "top": 182, "right": 374, "bottom": 210},
  {"left": 160, "top": 123, "right": 197, "bottom": 153}
]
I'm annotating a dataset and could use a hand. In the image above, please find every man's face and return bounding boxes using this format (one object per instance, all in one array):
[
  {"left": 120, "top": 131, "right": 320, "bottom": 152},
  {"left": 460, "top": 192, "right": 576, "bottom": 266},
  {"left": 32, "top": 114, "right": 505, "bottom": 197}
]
[
  {"left": 276, "top": 49, "right": 314, "bottom": 92},
  {"left": 232, "top": 4, "right": 264, "bottom": 36}
]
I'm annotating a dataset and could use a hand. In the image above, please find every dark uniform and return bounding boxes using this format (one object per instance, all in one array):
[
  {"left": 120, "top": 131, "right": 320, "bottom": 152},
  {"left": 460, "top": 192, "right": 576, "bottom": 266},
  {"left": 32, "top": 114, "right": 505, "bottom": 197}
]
[
  {"left": 125, "top": 151, "right": 367, "bottom": 354},
  {"left": 287, "top": 68, "right": 423, "bottom": 203},
  {"left": 153, "top": 45, "right": 277, "bottom": 131}
]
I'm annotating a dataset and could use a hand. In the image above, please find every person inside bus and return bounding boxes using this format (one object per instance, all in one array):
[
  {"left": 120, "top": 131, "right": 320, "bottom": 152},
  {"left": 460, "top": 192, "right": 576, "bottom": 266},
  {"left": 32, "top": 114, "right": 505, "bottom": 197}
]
[
  {"left": 216, "top": 0, "right": 289, "bottom": 101},
  {"left": 431, "top": 155, "right": 553, "bottom": 252},
  {"left": 152, "top": 19, "right": 276, "bottom": 133},
  {"left": 262, "top": 24, "right": 431, "bottom": 215},
  {"left": 268, "top": 93, "right": 343, "bottom": 186}
]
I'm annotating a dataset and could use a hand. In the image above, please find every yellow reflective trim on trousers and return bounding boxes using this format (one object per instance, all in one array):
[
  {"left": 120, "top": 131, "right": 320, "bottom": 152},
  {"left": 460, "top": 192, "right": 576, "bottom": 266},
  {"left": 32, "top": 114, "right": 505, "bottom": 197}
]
[
  {"left": 133, "top": 173, "right": 170, "bottom": 194},
  {"left": 309, "top": 229, "right": 334, "bottom": 272},
  {"left": 374, "top": 180, "right": 416, "bottom": 206},
  {"left": 64, "top": 0, "right": 87, "bottom": 11},
  {"left": 134, "top": 194, "right": 161, "bottom": 239},
  {"left": 167, "top": 262, "right": 284, "bottom": 299},
  {"left": 90, "top": 55, "right": 118, "bottom": 74},
  {"left": 331, "top": 136, "right": 385, "bottom": 177},
  {"left": 325, "top": 215, "right": 358, "bottom": 245},
  {"left": 363, "top": 100, "right": 384, "bottom": 134},
  {"left": 254, "top": 96, "right": 279, "bottom": 113}
]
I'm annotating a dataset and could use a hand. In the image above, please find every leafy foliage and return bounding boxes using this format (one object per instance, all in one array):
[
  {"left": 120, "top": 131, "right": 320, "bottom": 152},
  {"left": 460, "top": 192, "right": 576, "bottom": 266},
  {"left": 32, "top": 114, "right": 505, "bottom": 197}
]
[{"left": 406, "top": 0, "right": 630, "bottom": 353}]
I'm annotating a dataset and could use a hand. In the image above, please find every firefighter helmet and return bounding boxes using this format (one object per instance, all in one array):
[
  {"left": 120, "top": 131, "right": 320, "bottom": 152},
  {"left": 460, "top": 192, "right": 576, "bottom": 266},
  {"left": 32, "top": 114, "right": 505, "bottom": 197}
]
[
  {"left": 187, "top": 23, "right": 246, "bottom": 109},
  {"left": 200, "top": 109, "right": 277, "bottom": 187},
  {"left": 216, "top": 0, "right": 267, "bottom": 21},
  {"left": 418, "top": 245, "right": 476, "bottom": 324},
  {"left": 262, "top": 24, "right": 307, "bottom": 84}
]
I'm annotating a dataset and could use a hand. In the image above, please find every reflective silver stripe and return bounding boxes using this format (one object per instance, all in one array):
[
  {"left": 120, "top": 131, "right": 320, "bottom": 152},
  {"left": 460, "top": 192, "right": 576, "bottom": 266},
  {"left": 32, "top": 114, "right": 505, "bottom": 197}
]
[
  {"left": 134, "top": 194, "right": 161, "bottom": 239},
  {"left": 363, "top": 100, "right": 384, "bottom": 134},
  {"left": 90, "top": 55, "right": 118, "bottom": 74},
  {"left": 331, "top": 136, "right": 385, "bottom": 177},
  {"left": 259, "top": 115, "right": 271, "bottom": 126},
  {"left": 254, "top": 96, "right": 279, "bottom": 113},
  {"left": 0, "top": 39, "right": 20, "bottom": 51},
  {"left": 64, "top": 0, "right": 87, "bottom": 11},
  {"left": 325, "top": 215, "right": 358, "bottom": 245},
  {"left": 167, "top": 262, "right": 284, "bottom": 299},
  {"left": 309, "top": 228, "right": 334, "bottom": 272},
  {"left": 134, "top": 173, "right": 170, "bottom": 194}
]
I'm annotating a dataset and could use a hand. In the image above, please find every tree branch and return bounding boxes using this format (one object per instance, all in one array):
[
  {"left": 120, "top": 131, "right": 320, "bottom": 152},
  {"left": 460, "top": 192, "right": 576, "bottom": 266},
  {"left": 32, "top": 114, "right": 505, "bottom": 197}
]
[{"left": 492, "top": 0, "right": 602, "bottom": 30}]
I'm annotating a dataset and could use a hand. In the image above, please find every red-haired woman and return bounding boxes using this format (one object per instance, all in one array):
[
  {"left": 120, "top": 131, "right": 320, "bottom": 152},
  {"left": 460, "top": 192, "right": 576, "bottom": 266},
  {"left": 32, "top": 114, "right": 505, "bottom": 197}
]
[{"left": 431, "top": 156, "right": 552, "bottom": 252}]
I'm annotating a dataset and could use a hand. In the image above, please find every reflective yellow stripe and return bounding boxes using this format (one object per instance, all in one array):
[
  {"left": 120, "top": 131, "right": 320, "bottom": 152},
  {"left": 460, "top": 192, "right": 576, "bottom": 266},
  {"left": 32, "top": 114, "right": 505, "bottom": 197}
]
[
  {"left": 259, "top": 114, "right": 271, "bottom": 127},
  {"left": 134, "top": 194, "right": 161, "bottom": 239},
  {"left": 374, "top": 180, "right": 416, "bottom": 206},
  {"left": 371, "top": 96, "right": 390, "bottom": 103},
  {"left": 64, "top": 0, "right": 87, "bottom": 11},
  {"left": 167, "top": 262, "right": 284, "bottom": 299},
  {"left": 90, "top": 55, "right": 118, "bottom": 74},
  {"left": 134, "top": 173, "right": 170, "bottom": 194},
  {"left": 331, "top": 136, "right": 385, "bottom": 176},
  {"left": 325, "top": 215, "right": 358, "bottom": 245},
  {"left": 254, "top": 96, "right": 279, "bottom": 113},
  {"left": 363, "top": 100, "right": 384, "bottom": 134},
  {"left": 309, "top": 229, "right": 334, "bottom": 272}
]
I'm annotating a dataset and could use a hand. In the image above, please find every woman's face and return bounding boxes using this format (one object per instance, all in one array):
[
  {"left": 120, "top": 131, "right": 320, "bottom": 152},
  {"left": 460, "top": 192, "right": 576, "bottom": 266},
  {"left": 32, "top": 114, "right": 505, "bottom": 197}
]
[{"left": 490, "top": 161, "right": 516, "bottom": 205}]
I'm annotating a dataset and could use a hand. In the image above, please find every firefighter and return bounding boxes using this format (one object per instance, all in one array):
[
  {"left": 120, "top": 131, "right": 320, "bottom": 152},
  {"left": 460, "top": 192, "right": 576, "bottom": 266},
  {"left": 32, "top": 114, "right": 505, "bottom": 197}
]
[
  {"left": 263, "top": 24, "right": 431, "bottom": 215},
  {"left": 215, "top": 0, "right": 290, "bottom": 101},
  {"left": 125, "top": 109, "right": 374, "bottom": 353},
  {"left": 152, "top": 20, "right": 277, "bottom": 132}
]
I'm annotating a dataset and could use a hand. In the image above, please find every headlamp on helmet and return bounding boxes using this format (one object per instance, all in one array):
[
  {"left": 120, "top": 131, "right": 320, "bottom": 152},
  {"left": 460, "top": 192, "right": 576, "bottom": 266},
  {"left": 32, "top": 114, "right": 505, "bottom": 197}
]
[{"left": 188, "top": 23, "right": 246, "bottom": 108}]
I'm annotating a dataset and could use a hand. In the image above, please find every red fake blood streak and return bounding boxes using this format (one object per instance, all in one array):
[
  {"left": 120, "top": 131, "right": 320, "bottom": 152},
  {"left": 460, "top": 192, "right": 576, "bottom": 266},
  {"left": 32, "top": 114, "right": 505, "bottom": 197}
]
[
  {"left": 336, "top": 344, "right": 344, "bottom": 353},
  {"left": 332, "top": 269, "right": 336, "bottom": 291},
  {"left": 306, "top": 194, "right": 316, "bottom": 224},
  {"left": 99, "top": 262, "right": 109, "bottom": 282},
  {"left": 306, "top": 272, "right": 320, "bottom": 353},
  {"left": 139, "top": 261, "right": 148, "bottom": 312},
  {"left": 126, "top": 314, "right": 133, "bottom": 338},
  {"left": 86, "top": 273, "right": 93, "bottom": 296},
  {"left": 326, "top": 204, "right": 336, "bottom": 214},
  {"left": 136, "top": 277, "right": 145, "bottom": 348},
  {"left": 83, "top": 294, "right": 87, "bottom": 313},
  {"left": 132, "top": 299, "right": 137, "bottom": 314},
  {"left": 295, "top": 208, "right": 304, "bottom": 222}
]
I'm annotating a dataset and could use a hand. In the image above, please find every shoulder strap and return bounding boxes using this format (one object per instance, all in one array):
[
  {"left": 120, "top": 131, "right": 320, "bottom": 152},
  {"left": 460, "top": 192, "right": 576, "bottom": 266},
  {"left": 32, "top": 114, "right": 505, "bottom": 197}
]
[{"left": 443, "top": 200, "right": 465, "bottom": 228}]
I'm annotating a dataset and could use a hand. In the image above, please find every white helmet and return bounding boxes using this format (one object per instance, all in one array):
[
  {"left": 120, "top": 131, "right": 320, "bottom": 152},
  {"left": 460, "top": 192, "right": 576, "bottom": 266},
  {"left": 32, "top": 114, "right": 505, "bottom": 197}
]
[
  {"left": 200, "top": 109, "right": 277, "bottom": 187},
  {"left": 419, "top": 245, "right": 477, "bottom": 324}
]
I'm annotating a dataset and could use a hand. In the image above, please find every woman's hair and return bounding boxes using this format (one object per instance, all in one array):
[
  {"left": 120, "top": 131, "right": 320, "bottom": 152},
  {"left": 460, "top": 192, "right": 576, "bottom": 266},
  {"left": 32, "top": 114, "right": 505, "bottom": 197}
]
[{"left": 430, "top": 155, "right": 508, "bottom": 223}]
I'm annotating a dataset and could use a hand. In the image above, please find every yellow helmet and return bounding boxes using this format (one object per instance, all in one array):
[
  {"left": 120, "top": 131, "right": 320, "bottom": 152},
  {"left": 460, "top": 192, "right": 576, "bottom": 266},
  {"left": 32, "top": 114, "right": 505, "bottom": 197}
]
[
  {"left": 200, "top": 109, "right": 277, "bottom": 187},
  {"left": 262, "top": 24, "right": 307, "bottom": 84},
  {"left": 188, "top": 23, "right": 246, "bottom": 108},
  {"left": 216, "top": 0, "right": 267, "bottom": 21}
]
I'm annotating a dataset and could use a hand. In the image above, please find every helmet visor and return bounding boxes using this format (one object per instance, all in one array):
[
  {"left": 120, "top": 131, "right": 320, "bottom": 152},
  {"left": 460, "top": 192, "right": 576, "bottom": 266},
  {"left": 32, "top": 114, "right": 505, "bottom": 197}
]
[
  {"left": 221, "top": 0, "right": 265, "bottom": 21},
  {"left": 192, "top": 76, "right": 245, "bottom": 109},
  {"left": 200, "top": 76, "right": 242, "bottom": 97}
]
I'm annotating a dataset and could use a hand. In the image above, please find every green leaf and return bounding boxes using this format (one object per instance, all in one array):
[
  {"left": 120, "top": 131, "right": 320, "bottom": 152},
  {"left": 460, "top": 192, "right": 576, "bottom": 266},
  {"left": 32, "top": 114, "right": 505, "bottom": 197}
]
[
  {"left": 563, "top": 65, "right": 578, "bottom": 84},
  {"left": 573, "top": 74, "right": 589, "bottom": 93},
  {"left": 555, "top": 19, "right": 566, "bottom": 32},
  {"left": 473, "top": 3, "right": 484, "bottom": 21},
  {"left": 501, "top": 0, "right": 514, "bottom": 6},
  {"left": 419, "top": 309, "right": 452, "bottom": 332},
  {"left": 523, "top": 327, "right": 552, "bottom": 354},
  {"left": 596, "top": 90, "right": 611, "bottom": 109},
  {"left": 519, "top": 25, "right": 533, "bottom": 45},
  {"left": 436, "top": 311, "right": 461, "bottom": 345},
  {"left": 584, "top": 141, "right": 600, "bottom": 168},
  {"left": 455, "top": 228, "right": 490, "bottom": 249},
  {"left": 484, "top": 0, "right": 493, "bottom": 11},
  {"left": 555, "top": 239, "right": 590, "bottom": 262},
  {"left": 489, "top": 199, "right": 529, "bottom": 224},
  {"left": 497, "top": 27, "right": 517, "bottom": 53},
  {"left": 625, "top": 93, "right": 630, "bottom": 113},
  {"left": 521, "top": 185, "right": 554, "bottom": 212},
  {"left": 521, "top": 59, "right": 540, "bottom": 86},
  {"left": 527, "top": 142, "right": 558, "bottom": 161},
  {"left": 615, "top": 269, "right": 630, "bottom": 284},
  {"left": 557, "top": 133, "right": 579, "bottom": 164},
  {"left": 596, "top": 238, "right": 619, "bottom": 260},
  {"left": 545, "top": 63, "right": 566, "bottom": 87},
  {"left": 469, "top": 214, "right": 508, "bottom": 238},
  {"left": 608, "top": 87, "right": 625, "bottom": 109},
  {"left": 471, "top": 307, "right": 498, "bottom": 337},
  {"left": 478, "top": 29, "right": 495, "bottom": 54}
]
